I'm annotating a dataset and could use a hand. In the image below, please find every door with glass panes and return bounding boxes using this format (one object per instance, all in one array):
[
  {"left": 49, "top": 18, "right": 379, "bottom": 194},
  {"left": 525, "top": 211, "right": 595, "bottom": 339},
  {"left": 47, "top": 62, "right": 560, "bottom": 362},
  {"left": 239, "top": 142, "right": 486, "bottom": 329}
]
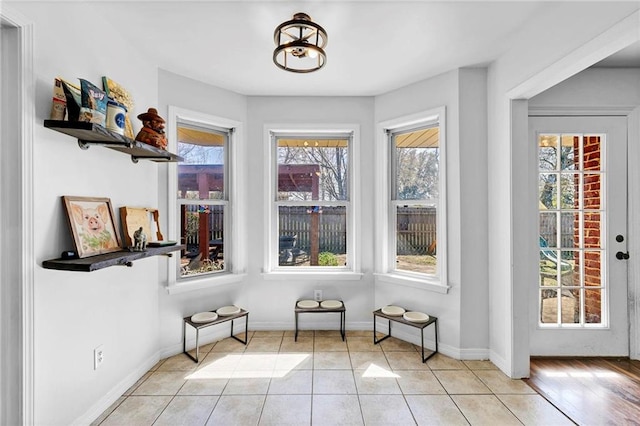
[{"left": 529, "top": 116, "right": 628, "bottom": 356}]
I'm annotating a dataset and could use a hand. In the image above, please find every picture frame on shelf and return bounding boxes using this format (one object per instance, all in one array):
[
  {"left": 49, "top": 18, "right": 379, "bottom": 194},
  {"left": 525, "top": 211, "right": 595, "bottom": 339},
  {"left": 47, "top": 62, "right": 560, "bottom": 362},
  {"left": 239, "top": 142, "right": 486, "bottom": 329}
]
[
  {"left": 62, "top": 196, "right": 121, "bottom": 258},
  {"left": 119, "top": 206, "right": 164, "bottom": 248}
]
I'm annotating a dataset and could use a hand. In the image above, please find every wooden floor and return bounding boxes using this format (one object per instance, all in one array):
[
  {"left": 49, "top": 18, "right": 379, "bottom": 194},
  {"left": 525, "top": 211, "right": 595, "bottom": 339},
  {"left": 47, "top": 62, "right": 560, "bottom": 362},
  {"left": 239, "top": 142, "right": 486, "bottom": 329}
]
[{"left": 526, "top": 357, "right": 640, "bottom": 426}]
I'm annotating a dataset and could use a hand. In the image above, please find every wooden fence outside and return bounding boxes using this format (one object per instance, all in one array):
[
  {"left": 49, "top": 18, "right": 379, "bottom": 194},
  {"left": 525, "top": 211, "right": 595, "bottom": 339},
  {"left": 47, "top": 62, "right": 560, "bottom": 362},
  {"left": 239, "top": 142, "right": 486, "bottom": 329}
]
[
  {"left": 182, "top": 205, "right": 224, "bottom": 247},
  {"left": 279, "top": 206, "right": 347, "bottom": 253},
  {"left": 539, "top": 214, "right": 576, "bottom": 250},
  {"left": 396, "top": 206, "right": 437, "bottom": 255},
  {"left": 183, "top": 205, "right": 438, "bottom": 255}
]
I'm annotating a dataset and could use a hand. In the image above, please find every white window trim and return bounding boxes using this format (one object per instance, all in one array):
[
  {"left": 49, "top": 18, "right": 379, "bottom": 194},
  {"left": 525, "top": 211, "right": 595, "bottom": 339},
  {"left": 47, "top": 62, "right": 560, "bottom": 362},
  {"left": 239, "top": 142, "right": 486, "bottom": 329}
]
[
  {"left": 165, "top": 106, "right": 246, "bottom": 294},
  {"left": 374, "top": 107, "right": 449, "bottom": 293},
  {"left": 262, "top": 123, "right": 362, "bottom": 280}
]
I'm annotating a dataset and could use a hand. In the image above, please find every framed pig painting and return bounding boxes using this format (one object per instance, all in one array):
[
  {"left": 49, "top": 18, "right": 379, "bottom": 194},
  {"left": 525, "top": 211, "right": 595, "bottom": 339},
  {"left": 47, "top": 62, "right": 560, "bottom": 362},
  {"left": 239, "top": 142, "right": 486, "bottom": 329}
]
[{"left": 62, "top": 196, "right": 122, "bottom": 258}]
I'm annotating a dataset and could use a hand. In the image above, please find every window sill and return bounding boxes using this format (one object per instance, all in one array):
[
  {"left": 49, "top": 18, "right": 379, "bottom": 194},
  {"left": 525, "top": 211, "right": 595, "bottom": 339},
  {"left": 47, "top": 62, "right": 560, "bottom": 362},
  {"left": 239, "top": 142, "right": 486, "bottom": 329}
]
[
  {"left": 374, "top": 272, "right": 450, "bottom": 294},
  {"left": 262, "top": 271, "right": 364, "bottom": 281},
  {"left": 166, "top": 272, "right": 246, "bottom": 295}
]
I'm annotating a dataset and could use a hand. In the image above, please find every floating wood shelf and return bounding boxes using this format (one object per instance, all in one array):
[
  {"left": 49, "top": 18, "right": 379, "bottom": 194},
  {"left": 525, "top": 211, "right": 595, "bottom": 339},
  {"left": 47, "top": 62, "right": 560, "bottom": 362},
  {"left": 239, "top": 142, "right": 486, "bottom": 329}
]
[
  {"left": 44, "top": 120, "right": 183, "bottom": 163},
  {"left": 42, "top": 244, "right": 186, "bottom": 272}
]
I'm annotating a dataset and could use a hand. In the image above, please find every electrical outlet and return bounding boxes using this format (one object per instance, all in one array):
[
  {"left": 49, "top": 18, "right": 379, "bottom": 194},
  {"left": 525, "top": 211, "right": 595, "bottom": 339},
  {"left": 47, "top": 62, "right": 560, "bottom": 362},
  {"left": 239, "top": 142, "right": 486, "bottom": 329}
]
[
  {"left": 94, "top": 345, "right": 104, "bottom": 370},
  {"left": 314, "top": 289, "right": 322, "bottom": 301}
]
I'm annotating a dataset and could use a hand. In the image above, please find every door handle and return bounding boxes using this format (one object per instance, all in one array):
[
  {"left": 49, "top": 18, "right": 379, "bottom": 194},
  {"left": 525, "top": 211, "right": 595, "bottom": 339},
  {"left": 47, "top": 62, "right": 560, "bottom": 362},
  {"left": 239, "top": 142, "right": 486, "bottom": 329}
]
[{"left": 616, "top": 251, "right": 630, "bottom": 260}]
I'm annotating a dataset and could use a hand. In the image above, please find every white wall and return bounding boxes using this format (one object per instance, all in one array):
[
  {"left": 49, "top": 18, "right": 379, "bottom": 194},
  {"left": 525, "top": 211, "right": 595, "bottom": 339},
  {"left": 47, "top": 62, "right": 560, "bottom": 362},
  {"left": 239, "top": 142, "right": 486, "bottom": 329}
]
[
  {"left": 458, "top": 68, "right": 490, "bottom": 352},
  {"left": 243, "top": 96, "right": 376, "bottom": 329},
  {"left": 487, "top": 4, "right": 639, "bottom": 376},
  {"left": 157, "top": 69, "right": 248, "bottom": 355},
  {"left": 529, "top": 68, "right": 640, "bottom": 108},
  {"left": 374, "top": 69, "right": 490, "bottom": 358},
  {"left": 155, "top": 87, "right": 378, "bottom": 352},
  {"left": 8, "top": 2, "right": 169, "bottom": 424}
]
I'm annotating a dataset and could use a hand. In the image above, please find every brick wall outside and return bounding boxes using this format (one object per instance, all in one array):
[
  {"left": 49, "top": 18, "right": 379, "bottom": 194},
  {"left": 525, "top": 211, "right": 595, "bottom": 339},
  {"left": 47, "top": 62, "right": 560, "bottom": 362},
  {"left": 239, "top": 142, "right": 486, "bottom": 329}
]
[{"left": 580, "top": 136, "right": 602, "bottom": 323}]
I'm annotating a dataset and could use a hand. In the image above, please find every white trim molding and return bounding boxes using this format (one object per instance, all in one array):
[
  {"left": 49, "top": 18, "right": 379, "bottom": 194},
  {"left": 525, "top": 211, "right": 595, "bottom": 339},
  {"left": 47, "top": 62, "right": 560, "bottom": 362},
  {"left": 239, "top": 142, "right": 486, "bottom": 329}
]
[
  {"left": 628, "top": 107, "right": 640, "bottom": 361},
  {"left": 0, "top": 7, "right": 35, "bottom": 425},
  {"left": 529, "top": 106, "right": 636, "bottom": 117}
]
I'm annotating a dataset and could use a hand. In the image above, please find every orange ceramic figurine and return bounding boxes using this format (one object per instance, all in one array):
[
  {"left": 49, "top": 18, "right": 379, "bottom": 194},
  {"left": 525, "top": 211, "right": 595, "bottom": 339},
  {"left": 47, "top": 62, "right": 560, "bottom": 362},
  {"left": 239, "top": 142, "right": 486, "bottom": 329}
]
[{"left": 135, "top": 107, "right": 167, "bottom": 150}]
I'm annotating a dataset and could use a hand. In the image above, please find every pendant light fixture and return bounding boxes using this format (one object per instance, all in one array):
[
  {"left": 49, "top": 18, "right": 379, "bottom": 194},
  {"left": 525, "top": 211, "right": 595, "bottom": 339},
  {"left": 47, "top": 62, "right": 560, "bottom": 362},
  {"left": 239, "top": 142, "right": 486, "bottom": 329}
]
[{"left": 273, "top": 13, "right": 328, "bottom": 73}]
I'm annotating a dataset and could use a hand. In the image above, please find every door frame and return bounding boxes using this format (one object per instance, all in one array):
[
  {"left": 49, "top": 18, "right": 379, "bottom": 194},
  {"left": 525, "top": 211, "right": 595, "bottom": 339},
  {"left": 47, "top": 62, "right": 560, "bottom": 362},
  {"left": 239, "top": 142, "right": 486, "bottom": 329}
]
[
  {"left": 507, "top": 9, "right": 640, "bottom": 376},
  {"left": 0, "top": 7, "right": 35, "bottom": 425}
]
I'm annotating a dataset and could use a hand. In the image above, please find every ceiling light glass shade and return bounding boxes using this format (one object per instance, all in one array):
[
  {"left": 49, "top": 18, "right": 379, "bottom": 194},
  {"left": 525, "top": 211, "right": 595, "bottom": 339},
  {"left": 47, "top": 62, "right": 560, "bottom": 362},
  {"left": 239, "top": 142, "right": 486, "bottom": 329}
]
[{"left": 273, "top": 13, "right": 327, "bottom": 73}]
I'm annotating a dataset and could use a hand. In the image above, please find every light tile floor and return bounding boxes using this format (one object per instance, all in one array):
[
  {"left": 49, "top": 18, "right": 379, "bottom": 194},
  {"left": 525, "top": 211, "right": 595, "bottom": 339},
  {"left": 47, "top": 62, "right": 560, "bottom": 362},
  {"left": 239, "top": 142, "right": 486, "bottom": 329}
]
[{"left": 93, "top": 330, "right": 573, "bottom": 425}]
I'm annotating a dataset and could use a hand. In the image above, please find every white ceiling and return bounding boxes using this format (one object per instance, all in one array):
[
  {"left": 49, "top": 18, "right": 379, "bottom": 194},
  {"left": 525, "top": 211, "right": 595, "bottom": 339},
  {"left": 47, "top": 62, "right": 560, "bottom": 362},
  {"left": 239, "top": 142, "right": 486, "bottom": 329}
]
[{"left": 84, "top": 1, "right": 639, "bottom": 97}]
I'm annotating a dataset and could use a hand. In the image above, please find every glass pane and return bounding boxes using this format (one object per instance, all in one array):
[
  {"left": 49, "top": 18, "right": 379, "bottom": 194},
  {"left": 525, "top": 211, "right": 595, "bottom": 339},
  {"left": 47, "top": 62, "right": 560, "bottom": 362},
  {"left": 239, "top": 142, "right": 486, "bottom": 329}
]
[
  {"left": 394, "top": 128, "right": 439, "bottom": 201},
  {"left": 277, "top": 139, "right": 349, "bottom": 201},
  {"left": 180, "top": 204, "right": 225, "bottom": 276},
  {"left": 396, "top": 205, "right": 437, "bottom": 275},
  {"left": 584, "top": 212, "right": 601, "bottom": 248},
  {"left": 177, "top": 125, "right": 226, "bottom": 201},
  {"left": 278, "top": 205, "right": 346, "bottom": 267},
  {"left": 561, "top": 288, "right": 581, "bottom": 324},
  {"left": 538, "top": 134, "right": 558, "bottom": 171},
  {"left": 559, "top": 173, "right": 578, "bottom": 209},
  {"left": 560, "top": 135, "right": 579, "bottom": 171},
  {"left": 539, "top": 212, "right": 557, "bottom": 247},
  {"left": 539, "top": 257, "right": 558, "bottom": 287},
  {"left": 583, "top": 174, "right": 602, "bottom": 209},
  {"left": 539, "top": 173, "right": 557, "bottom": 209},
  {"left": 583, "top": 136, "right": 602, "bottom": 172},
  {"left": 540, "top": 289, "right": 558, "bottom": 324},
  {"left": 560, "top": 212, "right": 578, "bottom": 249},
  {"left": 585, "top": 288, "right": 602, "bottom": 324},
  {"left": 560, "top": 250, "right": 579, "bottom": 287},
  {"left": 541, "top": 249, "right": 578, "bottom": 287}
]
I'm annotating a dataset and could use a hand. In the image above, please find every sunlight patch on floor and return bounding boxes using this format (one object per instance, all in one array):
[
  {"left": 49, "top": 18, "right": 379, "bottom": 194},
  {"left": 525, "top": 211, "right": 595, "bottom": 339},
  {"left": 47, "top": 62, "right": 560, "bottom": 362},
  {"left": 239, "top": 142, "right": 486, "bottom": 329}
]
[
  {"left": 361, "top": 363, "right": 401, "bottom": 378},
  {"left": 542, "top": 370, "right": 620, "bottom": 379},
  {"left": 185, "top": 353, "right": 310, "bottom": 379}
]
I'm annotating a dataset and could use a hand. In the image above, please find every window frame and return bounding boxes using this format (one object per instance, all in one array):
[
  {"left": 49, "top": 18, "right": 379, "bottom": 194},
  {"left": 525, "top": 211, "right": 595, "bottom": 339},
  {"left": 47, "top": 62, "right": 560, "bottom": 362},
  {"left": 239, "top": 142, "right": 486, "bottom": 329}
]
[
  {"left": 166, "top": 106, "right": 246, "bottom": 293},
  {"left": 263, "top": 124, "right": 362, "bottom": 280},
  {"left": 374, "top": 107, "right": 449, "bottom": 293}
]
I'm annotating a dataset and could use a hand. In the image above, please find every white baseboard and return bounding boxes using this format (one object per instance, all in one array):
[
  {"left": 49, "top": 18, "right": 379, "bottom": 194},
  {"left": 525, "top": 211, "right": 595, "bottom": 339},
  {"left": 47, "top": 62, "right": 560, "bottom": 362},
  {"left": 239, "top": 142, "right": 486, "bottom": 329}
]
[
  {"left": 165, "top": 320, "right": 490, "bottom": 362},
  {"left": 73, "top": 351, "right": 161, "bottom": 426},
  {"left": 489, "top": 350, "right": 509, "bottom": 374}
]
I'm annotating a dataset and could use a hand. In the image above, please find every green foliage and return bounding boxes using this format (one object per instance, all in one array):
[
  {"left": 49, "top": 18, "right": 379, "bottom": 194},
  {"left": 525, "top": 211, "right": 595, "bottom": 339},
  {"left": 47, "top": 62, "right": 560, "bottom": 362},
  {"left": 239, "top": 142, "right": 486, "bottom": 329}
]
[
  {"left": 79, "top": 230, "right": 114, "bottom": 250},
  {"left": 185, "top": 212, "right": 198, "bottom": 240},
  {"left": 318, "top": 251, "right": 339, "bottom": 266}
]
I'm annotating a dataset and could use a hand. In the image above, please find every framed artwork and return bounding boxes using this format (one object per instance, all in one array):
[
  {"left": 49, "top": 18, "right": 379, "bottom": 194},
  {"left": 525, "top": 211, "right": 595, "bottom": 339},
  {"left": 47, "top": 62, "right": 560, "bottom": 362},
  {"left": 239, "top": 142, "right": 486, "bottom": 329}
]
[
  {"left": 119, "top": 206, "right": 164, "bottom": 247},
  {"left": 62, "top": 196, "right": 121, "bottom": 258},
  {"left": 102, "top": 76, "right": 135, "bottom": 139}
]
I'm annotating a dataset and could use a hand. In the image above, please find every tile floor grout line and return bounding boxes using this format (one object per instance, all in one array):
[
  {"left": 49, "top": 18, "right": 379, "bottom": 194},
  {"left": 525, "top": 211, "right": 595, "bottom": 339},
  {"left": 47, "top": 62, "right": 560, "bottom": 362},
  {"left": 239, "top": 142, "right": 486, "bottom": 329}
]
[
  {"left": 149, "top": 393, "right": 178, "bottom": 426},
  {"left": 96, "top": 331, "right": 574, "bottom": 425}
]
